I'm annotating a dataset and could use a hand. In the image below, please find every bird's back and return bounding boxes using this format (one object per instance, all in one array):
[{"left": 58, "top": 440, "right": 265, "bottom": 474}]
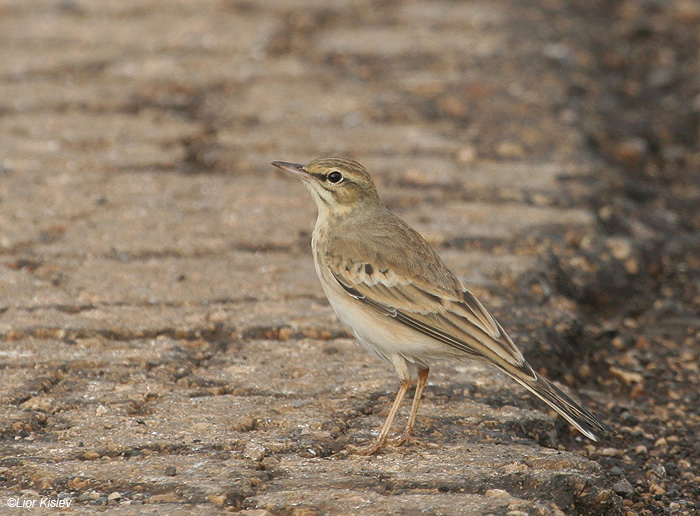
[{"left": 318, "top": 205, "right": 463, "bottom": 296}]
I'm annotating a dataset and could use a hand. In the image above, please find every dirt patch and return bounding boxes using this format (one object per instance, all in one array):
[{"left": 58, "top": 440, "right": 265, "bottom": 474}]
[{"left": 537, "top": 1, "right": 700, "bottom": 514}]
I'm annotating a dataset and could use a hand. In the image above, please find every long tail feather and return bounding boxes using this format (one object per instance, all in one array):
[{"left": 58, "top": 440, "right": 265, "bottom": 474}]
[{"left": 502, "top": 369, "right": 611, "bottom": 441}]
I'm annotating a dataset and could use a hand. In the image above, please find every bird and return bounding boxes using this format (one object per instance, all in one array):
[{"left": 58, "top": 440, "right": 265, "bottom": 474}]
[{"left": 271, "top": 157, "right": 610, "bottom": 454}]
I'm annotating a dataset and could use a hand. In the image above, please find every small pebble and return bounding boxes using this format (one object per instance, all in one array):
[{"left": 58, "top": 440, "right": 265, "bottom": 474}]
[
  {"left": 648, "top": 464, "right": 666, "bottom": 479},
  {"left": 209, "top": 495, "right": 226, "bottom": 506},
  {"left": 243, "top": 442, "right": 267, "bottom": 462},
  {"left": 231, "top": 416, "right": 257, "bottom": 432},
  {"left": 485, "top": 489, "right": 509, "bottom": 497},
  {"left": 653, "top": 437, "right": 667, "bottom": 448},
  {"left": 613, "top": 479, "right": 634, "bottom": 496},
  {"left": 77, "top": 492, "right": 93, "bottom": 502},
  {"left": 649, "top": 482, "right": 666, "bottom": 495},
  {"left": 599, "top": 447, "right": 621, "bottom": 456}
]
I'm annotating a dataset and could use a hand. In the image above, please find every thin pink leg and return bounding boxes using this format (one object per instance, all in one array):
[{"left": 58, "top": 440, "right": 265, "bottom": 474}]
[
  {"left": 395, "top": 366, "right": 429, "bottom": 446},
  {"left": 355, "top": 378, "right": 411, "bottom": 455}
]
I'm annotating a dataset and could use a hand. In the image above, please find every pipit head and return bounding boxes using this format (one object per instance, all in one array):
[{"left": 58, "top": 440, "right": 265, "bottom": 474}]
[{"left": 271, "top": 158, "right": 380, "bottom": 215}]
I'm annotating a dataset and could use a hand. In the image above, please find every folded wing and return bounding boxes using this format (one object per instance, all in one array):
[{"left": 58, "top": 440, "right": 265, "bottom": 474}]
[{"left": 330, "top": 260, "right": 536, "bottom": 379}]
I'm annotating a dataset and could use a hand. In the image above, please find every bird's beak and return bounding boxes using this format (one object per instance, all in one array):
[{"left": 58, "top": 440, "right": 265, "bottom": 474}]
[{"left": 271, "top": 161, "right": 313, "bottom": 182}]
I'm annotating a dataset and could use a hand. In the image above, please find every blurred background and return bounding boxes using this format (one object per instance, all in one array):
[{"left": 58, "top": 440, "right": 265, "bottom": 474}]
[{"left": 0, "top": 0, "right": 698, "bottom": 514}]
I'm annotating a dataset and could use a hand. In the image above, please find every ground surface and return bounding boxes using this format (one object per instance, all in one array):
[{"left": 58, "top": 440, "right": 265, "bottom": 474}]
[{"left": 0, "top": 1, "right": 698, "bottom": 515}]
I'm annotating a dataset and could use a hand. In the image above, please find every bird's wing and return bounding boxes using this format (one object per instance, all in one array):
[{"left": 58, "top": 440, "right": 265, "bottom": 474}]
[{"left": 329, "top": 260, "right": 535, "bottom": 378}]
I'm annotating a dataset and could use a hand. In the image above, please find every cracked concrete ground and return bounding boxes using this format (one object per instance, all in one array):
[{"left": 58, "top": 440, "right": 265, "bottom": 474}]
[{"left": 5, "top": 0, "right": 688, "bottom": 514}]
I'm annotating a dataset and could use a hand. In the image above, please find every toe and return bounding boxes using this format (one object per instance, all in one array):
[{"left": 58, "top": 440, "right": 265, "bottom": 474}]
[
  {"left": 390, "top": 432, "right": 422, "bottom": 448},
  {"left": 345, "top": 440, "right": 385, "bottom": 456}
]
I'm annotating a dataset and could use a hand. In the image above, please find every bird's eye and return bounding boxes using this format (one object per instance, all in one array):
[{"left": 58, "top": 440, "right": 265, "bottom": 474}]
[{"left": 327, "top": 171, "right": 343, "bottom": 184}]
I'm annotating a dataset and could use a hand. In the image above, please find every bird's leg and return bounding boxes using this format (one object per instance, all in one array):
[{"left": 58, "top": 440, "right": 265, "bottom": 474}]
[
  {"left": 393, "top": 366, "right": 429, "bottom": 446},
  {"left": 353, "top": 378, "right": 411, "bottom": 455}
]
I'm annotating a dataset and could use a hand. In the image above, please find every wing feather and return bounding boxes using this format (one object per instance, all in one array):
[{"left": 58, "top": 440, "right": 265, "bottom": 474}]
[{"left": 330, "top": 263, "right": 534, "bottom": 377}]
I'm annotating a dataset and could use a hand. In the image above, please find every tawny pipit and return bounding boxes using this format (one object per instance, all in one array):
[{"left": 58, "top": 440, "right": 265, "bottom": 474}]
[{"left": 272, "top": 157, "right": 610, "bottom": 454}]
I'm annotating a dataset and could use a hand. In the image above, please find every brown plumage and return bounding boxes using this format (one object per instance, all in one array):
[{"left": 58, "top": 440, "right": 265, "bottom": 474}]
[{"left": 272, "top": 157, "right": 610, "bottom": 454}]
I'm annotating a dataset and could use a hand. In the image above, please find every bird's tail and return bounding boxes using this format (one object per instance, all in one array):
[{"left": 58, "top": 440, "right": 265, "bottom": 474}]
[{"left": 501, "top": 368, "right": 611, "bottom": 441}]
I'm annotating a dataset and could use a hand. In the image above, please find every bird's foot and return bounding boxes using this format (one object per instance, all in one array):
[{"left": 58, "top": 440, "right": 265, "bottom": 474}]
[
  {"left": 344, "top": 432, "right": 424, "bottom": 455},
  {"left": 389, "top": 431, "right": 422, "bottom": 448}
]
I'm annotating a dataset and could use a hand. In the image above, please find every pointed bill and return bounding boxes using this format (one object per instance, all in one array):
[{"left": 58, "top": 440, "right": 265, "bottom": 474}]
[{"left": 271, "top": 161, "right": 313, "bottom": 182}]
